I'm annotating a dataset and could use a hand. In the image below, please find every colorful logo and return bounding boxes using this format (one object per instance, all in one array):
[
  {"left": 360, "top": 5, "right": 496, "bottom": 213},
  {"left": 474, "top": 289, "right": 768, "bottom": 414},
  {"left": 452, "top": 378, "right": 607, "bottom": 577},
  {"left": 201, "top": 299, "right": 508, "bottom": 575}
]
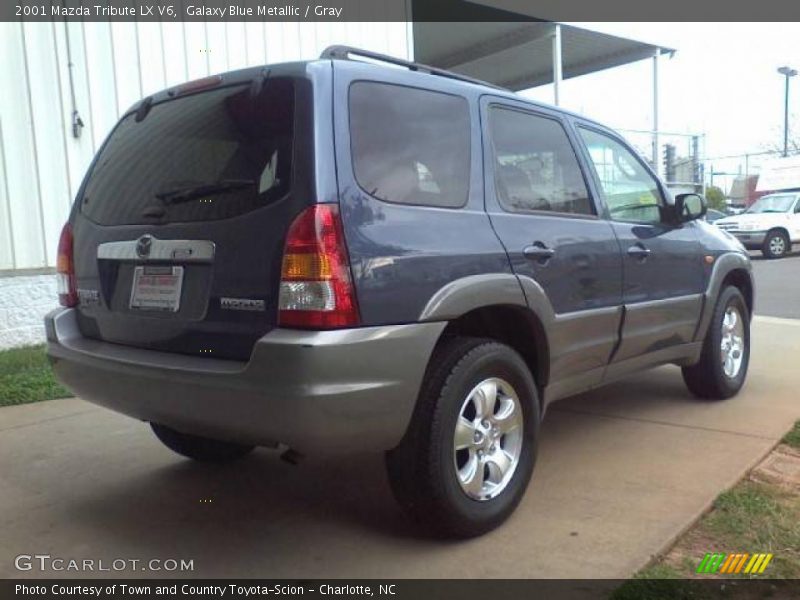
[{"left": 696, "top": 552, "right": 773, "bottom": 575}]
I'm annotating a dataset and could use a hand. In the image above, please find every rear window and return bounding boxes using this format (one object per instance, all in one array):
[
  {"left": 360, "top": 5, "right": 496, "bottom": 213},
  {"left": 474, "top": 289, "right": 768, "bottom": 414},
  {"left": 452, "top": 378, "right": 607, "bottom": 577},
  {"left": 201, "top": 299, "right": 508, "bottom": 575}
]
[
  {"left": 81, "top": 78, "right": 295, "bottom": 225},
  {"left": 349, "top": 81, "right": 470, "bottom": 208},
  {"left": 489, "top": 107, "right": 593, "bottom": 216}
]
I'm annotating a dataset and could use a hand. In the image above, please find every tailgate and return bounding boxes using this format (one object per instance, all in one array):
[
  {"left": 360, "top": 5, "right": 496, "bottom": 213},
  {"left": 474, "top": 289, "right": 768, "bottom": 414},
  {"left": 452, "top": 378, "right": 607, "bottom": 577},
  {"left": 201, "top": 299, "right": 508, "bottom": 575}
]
[{"left": 71, "top": 69, "right": 319, "bottom": 360}]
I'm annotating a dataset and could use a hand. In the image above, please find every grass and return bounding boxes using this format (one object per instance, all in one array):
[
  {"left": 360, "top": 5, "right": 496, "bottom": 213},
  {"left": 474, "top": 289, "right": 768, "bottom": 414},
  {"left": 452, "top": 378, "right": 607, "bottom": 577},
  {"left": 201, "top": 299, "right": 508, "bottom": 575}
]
[
  {"left": 0, "top": 344, "right": 71, "bottom": 407},
  {"left": 702, "top": 482, "right": 800, "bottom": 579},
  {"left": 646, "top": 479, "right": 800, "bottom": 581},
  {"left": 782, "top": 421, "right": 800, "bottom": 449},
  {"left": 614, "top": 421, "right": 800, "bottom": 599}
]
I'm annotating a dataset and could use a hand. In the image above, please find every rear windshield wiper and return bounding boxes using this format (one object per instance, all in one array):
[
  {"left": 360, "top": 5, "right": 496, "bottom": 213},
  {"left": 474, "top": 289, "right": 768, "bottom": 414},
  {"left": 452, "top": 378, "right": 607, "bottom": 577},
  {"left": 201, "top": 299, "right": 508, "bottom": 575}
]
[{"left": 155, "top": 179, "right": 256, "bottom": 205}]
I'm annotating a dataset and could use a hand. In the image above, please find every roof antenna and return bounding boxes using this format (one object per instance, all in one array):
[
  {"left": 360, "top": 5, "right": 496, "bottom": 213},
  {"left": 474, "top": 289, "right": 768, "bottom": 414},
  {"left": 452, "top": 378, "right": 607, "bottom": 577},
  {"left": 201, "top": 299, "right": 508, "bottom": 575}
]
[{"left": 62, "top": 8, "right": 84, "bottom": 138}]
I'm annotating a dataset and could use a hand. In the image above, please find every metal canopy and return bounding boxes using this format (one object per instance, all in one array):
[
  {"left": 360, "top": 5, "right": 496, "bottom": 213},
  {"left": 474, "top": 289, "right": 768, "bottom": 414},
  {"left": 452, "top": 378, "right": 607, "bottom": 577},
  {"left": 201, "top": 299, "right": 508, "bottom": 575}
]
[{"left": 412, "top": 22, "right": 674, "bottom": 92}]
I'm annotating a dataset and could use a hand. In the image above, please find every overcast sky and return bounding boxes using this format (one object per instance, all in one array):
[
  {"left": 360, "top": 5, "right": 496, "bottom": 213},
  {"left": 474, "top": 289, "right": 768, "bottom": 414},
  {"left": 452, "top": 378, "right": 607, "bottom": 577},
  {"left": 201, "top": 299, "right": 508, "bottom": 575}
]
[{"left": 520, "top": 23, "right": 800, "bottom": 186}]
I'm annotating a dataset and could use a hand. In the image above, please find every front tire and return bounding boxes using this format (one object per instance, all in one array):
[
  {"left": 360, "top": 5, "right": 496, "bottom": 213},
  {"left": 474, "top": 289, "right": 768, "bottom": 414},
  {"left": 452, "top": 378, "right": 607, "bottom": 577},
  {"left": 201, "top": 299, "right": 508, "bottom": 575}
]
[
  {"left": 386, "top": 337, "right": 539, "bottom": 538},
  {"left": 762, "top": 230, "right": 789, "bottom": 259},
  {"left": 151, "top": 423, "right": 254, "bottom": 462},
  {"left": 682, "top": 286, "right": 750, "bottom": 400}
]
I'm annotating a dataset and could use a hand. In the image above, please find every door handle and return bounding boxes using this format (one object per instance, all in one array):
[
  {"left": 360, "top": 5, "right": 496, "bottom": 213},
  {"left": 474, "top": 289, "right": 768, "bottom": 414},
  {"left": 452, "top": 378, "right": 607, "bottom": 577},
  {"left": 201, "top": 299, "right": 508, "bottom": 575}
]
[
  {"left": 627, "top": 243, "right": 651, "bottom": 260},
  {"left": 523, "top": 243, "right": 556, "bottom": 264}
]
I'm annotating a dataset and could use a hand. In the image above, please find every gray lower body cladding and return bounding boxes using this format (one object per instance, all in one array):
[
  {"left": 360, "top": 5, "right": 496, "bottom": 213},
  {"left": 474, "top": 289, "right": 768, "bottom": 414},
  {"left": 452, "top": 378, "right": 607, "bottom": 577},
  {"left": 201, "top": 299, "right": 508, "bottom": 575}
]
[
  {"left": 46, "top": 308, "right": 446, "bottom": 454},
  {"left": 729, "top": 231, "right": 767, "bottom": 248}
]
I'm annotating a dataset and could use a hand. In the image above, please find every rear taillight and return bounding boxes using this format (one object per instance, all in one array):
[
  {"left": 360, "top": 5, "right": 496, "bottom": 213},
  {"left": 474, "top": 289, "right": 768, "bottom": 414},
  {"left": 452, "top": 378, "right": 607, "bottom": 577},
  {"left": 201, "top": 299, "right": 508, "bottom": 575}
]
[
  {"left": 278, "top": 204, "right": 359, "bottom": 329},
  {"left": 56, "top": 223, "right": 77, "bottom": 307}
]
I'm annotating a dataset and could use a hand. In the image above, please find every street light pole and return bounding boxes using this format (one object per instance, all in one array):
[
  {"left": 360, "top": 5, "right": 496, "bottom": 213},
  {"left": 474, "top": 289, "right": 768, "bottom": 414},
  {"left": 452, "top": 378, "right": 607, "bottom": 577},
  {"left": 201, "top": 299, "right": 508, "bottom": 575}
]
[{"left": 777, "top": 66, "right": 797, "bottom": 157}]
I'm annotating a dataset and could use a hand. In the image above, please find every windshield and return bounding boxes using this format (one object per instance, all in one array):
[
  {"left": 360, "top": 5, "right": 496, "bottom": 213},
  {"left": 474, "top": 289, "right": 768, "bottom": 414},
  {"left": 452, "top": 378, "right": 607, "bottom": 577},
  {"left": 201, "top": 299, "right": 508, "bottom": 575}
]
[
  {"left": 744, "top": 194, "right": 796, "bottom": 214},
  {"left": 81, "top": 78, "right": 295, "bottom": 225}
]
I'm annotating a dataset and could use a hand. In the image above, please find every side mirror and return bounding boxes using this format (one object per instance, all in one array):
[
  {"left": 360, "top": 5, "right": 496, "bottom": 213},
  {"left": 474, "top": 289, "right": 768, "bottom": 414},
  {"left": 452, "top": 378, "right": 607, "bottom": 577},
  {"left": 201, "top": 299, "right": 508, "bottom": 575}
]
[{"left": 674, "top": 193, "right": 707, "bottom": 223}]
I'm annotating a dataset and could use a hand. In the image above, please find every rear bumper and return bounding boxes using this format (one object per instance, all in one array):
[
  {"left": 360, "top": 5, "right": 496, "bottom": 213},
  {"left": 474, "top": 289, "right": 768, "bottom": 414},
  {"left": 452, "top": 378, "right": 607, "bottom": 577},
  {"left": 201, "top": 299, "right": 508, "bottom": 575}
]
[{"left": 46, "top": 308, "right": 445, "bottom": 454}]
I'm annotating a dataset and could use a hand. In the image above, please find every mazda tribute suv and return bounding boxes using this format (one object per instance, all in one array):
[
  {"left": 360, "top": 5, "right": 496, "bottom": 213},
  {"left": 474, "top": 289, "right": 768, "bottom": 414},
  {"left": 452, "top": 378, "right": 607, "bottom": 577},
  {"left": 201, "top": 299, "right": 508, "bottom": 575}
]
[{"left": 46, "top": 47, "right": 754, "bottom": 538}]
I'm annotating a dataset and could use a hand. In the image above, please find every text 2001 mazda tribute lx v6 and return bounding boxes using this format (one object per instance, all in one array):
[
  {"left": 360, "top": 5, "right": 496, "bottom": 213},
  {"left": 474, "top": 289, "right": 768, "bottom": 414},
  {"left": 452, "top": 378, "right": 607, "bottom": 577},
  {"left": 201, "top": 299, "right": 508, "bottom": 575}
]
[{"left": 47, "top": 47, "right": 754, "bottom": 538}]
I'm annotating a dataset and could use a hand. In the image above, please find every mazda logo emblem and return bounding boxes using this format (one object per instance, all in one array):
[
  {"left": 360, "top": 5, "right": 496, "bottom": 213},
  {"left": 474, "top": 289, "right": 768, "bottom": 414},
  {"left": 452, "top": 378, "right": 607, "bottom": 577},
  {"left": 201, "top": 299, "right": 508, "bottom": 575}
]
[{"left": 136, "top": 235, "right": 153, "bottom": 258}]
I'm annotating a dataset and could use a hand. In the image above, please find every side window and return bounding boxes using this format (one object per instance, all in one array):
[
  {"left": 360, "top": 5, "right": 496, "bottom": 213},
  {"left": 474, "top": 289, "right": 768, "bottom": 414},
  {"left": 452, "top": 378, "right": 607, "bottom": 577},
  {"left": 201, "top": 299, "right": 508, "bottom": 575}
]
[
  {"left": 488, "top": 107, "right": 593, "bottom": 215},
  {"left": 578, "top": 127, "right": 664, "bottom": 224},
  {"left": 349, "top": 82, "right": 470, "bottom": 208}
]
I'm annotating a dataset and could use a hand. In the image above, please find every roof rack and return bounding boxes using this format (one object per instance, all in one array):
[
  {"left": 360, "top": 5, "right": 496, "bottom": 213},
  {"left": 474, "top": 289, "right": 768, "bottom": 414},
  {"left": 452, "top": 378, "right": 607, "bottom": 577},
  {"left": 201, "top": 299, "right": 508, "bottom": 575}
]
[{"left": 320, "top": 45, "right": 508, "bottom": 92}]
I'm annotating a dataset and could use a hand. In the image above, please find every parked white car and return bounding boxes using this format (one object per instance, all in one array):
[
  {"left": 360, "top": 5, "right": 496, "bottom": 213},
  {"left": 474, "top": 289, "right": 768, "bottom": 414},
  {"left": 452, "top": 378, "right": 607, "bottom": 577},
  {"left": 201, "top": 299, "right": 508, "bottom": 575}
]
[{"left": 715, "top": 193, "right": 800, "bottom": 258}]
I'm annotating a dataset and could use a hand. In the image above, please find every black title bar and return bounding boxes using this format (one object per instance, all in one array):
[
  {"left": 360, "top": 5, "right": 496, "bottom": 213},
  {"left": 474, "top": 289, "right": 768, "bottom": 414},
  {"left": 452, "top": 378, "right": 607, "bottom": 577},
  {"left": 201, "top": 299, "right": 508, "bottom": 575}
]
[
  {"left": 5, "top": 579, "right": 800, "bottom": 600},
  {"left": 4, "top": 0, "right": 800, "bottom": 22}
]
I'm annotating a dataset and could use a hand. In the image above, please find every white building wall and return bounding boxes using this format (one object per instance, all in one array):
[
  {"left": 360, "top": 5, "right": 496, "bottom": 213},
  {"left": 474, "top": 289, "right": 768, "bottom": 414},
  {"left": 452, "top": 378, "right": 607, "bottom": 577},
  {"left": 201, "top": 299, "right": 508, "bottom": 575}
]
[
  {"left": 0, "top": 273, "right": 57, "bottom": 348},
  {"left": 0, "top": 19, "right": 409, "bottom": 348}
]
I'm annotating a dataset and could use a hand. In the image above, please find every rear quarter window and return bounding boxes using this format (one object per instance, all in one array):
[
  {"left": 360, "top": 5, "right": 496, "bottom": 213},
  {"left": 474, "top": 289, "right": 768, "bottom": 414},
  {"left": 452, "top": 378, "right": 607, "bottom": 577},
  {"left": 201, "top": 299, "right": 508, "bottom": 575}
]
[{"left": 349, "top": 81, "right": 470, "bottom": 208}]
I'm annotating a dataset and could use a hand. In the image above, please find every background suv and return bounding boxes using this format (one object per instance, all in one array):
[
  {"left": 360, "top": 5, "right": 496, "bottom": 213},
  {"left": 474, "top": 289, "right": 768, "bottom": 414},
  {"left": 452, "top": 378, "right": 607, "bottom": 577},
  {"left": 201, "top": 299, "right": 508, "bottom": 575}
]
[
  {"left": 46, "top": 47, "right": 754, "bottom": 538},
  {"left": 715, "top": 192, "right": 800, "bottom": 258}
]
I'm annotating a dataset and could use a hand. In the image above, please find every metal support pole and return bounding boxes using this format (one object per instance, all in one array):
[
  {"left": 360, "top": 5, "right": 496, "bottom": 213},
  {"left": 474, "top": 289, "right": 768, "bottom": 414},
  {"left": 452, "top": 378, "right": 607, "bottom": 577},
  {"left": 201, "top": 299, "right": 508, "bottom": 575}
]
[
  {"left": 652, "top": 49, "right": 660, "bottom": 176},
  {"left": 404, "top": 0, "right": 415, "bottom": 61},
  {"left": 552, "top": 24, "right": 562, "bottom": 107},
  {"left": 783, "top": 73, "right": 790, "bottom": 157},
  {"left": 701, "top": 134, "right": 707, "bottom": 196},
  {"left": 778, "top": 66, "right": 797, "bottom": 157}
]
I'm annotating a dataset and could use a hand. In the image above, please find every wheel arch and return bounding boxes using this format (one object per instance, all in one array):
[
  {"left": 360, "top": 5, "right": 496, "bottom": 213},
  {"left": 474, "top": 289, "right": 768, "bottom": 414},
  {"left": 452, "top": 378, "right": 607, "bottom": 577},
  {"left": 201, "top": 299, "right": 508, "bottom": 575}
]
[
  {"left": 419, "top": 274, "right": 553, "bottom": 396},
  {"left": 721, "top": 268, "right": 754, "bottom": 317},
  {"left": 765, "top": 226, "right": 791, "bottom": 241},
  {"left": 434, "top": 304, "right": 551, "bottom": 400},
  {"left": 694, "top": 252, "right": 755, "bottom": 342}
]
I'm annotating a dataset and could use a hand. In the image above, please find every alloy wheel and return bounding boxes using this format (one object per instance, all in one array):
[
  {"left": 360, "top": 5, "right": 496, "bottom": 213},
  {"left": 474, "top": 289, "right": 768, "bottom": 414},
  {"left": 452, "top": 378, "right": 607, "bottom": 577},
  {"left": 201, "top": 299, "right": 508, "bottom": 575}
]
[
  {"left": 720, "top": 306, "right": 745, "bottom": 379},
  {"left": 453, "top": 377, "right": 524, "bottom": 501}
]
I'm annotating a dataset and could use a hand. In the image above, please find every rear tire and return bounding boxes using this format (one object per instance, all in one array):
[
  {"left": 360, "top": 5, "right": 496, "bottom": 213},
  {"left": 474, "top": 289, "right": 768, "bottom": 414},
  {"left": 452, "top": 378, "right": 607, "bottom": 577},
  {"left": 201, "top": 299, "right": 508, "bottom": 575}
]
[
  {"left": 150, "top": 423, "right": 254, "bottom": 462},
  {"left": 682, "top": 286, "right": 750, "bottom": 400},
  {"left": 762, "top": 230, "right": 789, "bottom": 259},
  {"left": 386, "top": 337, "right": 539, "bottom": 538}
]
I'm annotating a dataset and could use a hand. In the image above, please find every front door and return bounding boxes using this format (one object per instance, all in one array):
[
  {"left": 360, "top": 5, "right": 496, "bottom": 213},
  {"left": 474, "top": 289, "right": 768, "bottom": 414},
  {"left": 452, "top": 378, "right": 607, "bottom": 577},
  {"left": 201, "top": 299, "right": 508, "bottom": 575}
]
[
  {"left": 575, "top": 125, "right": 705, "bottom": 364},
  {"left": 792, "top": 196, "right": 800, "bottom": 241},
  {"left": 481, "top": 98, "right": 623, "bottom": 387}
]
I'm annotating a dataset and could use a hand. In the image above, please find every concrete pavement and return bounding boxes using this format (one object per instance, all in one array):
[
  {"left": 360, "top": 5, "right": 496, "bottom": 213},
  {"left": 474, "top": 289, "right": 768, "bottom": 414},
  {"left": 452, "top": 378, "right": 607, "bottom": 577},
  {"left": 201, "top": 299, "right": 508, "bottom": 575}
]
[{"left": 1, "top": 317, "right": 798, "bottom": 579}]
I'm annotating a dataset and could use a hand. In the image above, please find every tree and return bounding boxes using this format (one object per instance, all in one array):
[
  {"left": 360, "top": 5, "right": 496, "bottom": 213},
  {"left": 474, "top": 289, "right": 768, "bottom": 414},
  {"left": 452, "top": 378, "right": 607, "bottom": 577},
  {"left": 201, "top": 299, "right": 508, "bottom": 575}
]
[
  {"left": 762, "top": 113, "right": 800, "bottom": 156},
  {"left": 705, "top": 186, "right": 727, "bottom": 211}
]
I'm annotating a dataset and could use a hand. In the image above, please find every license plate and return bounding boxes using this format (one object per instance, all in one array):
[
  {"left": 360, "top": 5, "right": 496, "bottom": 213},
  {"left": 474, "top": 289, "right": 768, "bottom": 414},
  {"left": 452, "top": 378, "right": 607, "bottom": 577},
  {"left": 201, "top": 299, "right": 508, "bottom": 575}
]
[{"left": 129, "top": 266, "right": 184, "bottom": 312}]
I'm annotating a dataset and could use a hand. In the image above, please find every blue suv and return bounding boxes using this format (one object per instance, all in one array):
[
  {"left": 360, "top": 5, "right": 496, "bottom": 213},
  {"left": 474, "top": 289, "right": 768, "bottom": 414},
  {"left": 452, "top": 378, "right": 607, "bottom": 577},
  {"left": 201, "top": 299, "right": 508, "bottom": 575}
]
[{"left": 46, "top": 47, "right": 754, "bottom": 537}]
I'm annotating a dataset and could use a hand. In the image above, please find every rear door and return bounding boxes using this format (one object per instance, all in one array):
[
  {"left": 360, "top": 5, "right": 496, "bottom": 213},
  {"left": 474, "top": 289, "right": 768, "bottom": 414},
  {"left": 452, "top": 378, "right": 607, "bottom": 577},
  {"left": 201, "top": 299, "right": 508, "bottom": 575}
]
[
  {"left": 480, "top": 97, "right": 623, "bottom": 385},
  {"left": 71, "top": 64, "right": 326, "bottom": 360},
  {"left": 574, "top": 124, "right": 704, "bottom": 363},
  {"left": 331, "top": 62, "right": 511, "bottom": 326}
]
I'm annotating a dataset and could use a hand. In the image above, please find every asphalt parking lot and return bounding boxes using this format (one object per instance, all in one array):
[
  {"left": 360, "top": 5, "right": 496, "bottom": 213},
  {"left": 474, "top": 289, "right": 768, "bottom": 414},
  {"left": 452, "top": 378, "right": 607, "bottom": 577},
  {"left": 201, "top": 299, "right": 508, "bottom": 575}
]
[
  {"left": 1, "top": 253, "right": 798, "bottom": 580},
  {"left": 750, "top": 250, "right": 800, "bottom": 319}
]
